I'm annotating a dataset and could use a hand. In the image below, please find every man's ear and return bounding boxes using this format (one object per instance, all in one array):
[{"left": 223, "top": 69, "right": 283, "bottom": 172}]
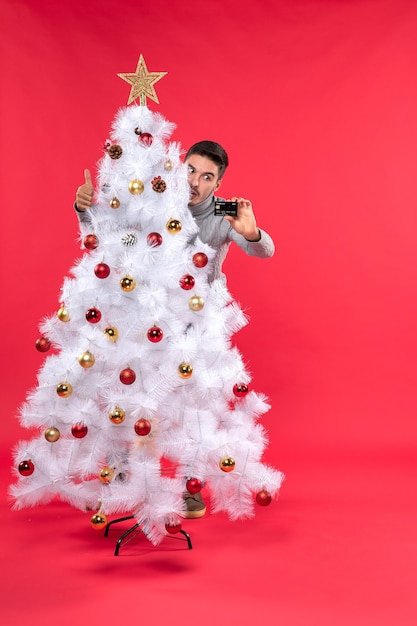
[{"left": 215, "top": 178, "right": 222, "bottom": 191}]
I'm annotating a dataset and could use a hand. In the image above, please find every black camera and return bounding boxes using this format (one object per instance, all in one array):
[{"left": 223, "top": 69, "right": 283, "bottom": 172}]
[{"left": 214, "top": 200, "right": 238, "bottom": 217}]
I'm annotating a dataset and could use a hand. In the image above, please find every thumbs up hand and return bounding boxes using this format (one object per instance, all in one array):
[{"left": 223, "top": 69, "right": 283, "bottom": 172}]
[{"left": 75, "top": 169, "right": 94, "bottom": 211}]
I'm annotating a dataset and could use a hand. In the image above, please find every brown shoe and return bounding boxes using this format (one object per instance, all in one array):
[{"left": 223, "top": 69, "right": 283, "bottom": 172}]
[{"left": 181, "top": 491, "right": 206, "bottom": 519}]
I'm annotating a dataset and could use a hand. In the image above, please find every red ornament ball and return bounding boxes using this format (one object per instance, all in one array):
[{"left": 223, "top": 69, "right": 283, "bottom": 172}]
[
  {"left": 120, "top": 367, "right": 136, "bottom": 385},
  {"left": 165, "top": 521, "right": 182, "bottom": 535},
  {"left": 94, "top": 263, "right": 110, "bottom": 279},
  {"left": 86, "top": 307, "right": 102, "bottom": 324},
  {"left": 71, "top": 423, "right": 88, "bottom": 439},
  {"left": 233, "top": 383, "right": 249, "bottom": 397},
  {"left": 138, "top": 132, "right": 153, "bottom": 146},
  {"left": 179, "top": 274, "right": 195, "bottom": 290},
  {"left": 256, "top": 489, "right": 272, "bottom": 506},
  {"left": 192, "top": 252, "right": 208, "bottom": 268},
  {"left": 83, "top": 234, "right": 99, "bottom": 250},
  {"left": 186, "top": 478, "right": 203, "bottom": 494},
  {"left": 134, "top": 418, "right": 151, "bottom": 436},
  {"left": 147, "top": 232, "right": 163, "bottom": 247},
  {"left": 35, "top": 336, "right": 51, "bottom": 352},
  {"left": 18, "top": 459, "right": 35, "bottom": 476},
  {"left": 147, "top": 326, "right": 163, "bottom": 343}
]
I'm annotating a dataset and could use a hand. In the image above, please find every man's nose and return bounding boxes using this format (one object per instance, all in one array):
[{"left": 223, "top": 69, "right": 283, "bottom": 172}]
[{"left": 189, "top": 174, "right": 199, "bottom": 187}]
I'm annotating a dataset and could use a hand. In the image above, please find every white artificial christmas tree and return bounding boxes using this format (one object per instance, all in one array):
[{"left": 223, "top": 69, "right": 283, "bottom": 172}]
[{"left": 11, "top": 56, "right": 283, "bottom": 546}]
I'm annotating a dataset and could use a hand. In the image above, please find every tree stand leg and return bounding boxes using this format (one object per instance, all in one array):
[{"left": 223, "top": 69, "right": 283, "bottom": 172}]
[{"left": 104, "top": 515, "right": 192, "bottom": 555}]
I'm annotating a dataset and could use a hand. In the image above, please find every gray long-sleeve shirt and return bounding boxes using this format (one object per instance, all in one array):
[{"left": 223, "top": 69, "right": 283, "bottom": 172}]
[{"left": 190, "top": 193, "right": 275, "bottom": 282}]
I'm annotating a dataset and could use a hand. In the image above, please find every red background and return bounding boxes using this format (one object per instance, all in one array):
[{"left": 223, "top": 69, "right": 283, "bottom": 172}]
[{"left": 1, "top": 1, "right": 416, "bottom": 624}]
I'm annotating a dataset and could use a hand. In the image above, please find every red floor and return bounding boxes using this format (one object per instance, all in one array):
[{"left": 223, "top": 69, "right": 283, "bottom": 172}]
[{"left": 2, "top": 439, "right": 416, "bottom": 626}]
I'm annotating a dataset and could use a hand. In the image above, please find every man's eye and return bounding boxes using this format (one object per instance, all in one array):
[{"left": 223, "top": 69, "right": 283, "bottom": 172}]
[{"left": 187, "top": 166, "right": 194, "bottom": 174}]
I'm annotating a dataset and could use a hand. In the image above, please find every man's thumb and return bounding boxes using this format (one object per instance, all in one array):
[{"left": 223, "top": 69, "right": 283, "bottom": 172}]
[{"left": 84, "top": 169, "right": 93, "bottom": 187}]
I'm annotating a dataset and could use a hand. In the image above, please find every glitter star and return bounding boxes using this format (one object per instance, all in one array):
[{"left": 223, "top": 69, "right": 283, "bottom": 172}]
[{"left": 117, "top": 55, "right": 167, "bottom": 106}]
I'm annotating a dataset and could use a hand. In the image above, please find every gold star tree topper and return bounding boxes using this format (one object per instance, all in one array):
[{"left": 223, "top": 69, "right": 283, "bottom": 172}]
[{"left": 118, "top": 55, "right": 167, "bottom": 106}]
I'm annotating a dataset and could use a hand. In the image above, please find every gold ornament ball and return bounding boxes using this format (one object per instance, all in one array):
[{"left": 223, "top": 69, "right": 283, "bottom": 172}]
[
  {"left": 56, "top": 382, "right": 73, "bottom": 397},
  {"left": 57, "top": 305, "right": 70, "bottom": 322},
  {"left": 109, "top": 406, "right": 125, "bottom": 424},
  {"left": 44, "top": 427, "right": 60, "bottom": 442},
  {"left": 78, "top": 350, "right": 95, "bottom": 368},
  {"left": 128, "top": 179, "right": 144, "bottom": 195},
  {"left": 120, "top": 275, "right": 136, "bottom": 291},
  {"left": 104, "top": 326, "right": 119, "bottom": 342},
  {"left": 178, "top": 362, "right": 193, "bottom": 379},
  {"left": 219, "top": 456, "right": 236, "bottom": 472},
  {"left": 90, "top": 513, "right": 107, "bottom": 530},
  {"left": 164, "top": 158, "right": 174, "bottom": 171},
  {"left": 166, "top": 218, "right": 182, "bottom": 233},
  {"left": 110, "top": 197, "right": 120, "bottom": 209},
  {"left": 188, "top": 295, "right": 205, "bottom": 311},
  {"left": 99, "top": 466, "right": 115, "bottom": 483}
]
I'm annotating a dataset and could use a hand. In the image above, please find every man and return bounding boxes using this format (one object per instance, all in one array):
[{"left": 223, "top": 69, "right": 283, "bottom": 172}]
[
  {"left": 183, "top": 141, "right": 275, "bottom": 283},
  {"left": 75, "top": 140, "right": 275, "bottom": 518},
  {"left": 76, "top": 140, "right": 275, "bottom": 282}
]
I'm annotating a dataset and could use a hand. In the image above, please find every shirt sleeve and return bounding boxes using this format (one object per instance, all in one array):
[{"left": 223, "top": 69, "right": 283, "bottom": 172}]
[
  {"left": 227, "top": 226, "right": 275, "bottom": 258},
  {"left": 74, "top": 203, "right": 93, "bottom": 226}
]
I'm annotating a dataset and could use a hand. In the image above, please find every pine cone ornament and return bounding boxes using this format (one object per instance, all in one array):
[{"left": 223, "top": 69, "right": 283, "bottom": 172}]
[
  {"left": 151, "top": 176, "right": 167, "bottom": 193},
  {"left": 121, "top": 232, "right": 138, "bottom": 246},
  {"left": 107, "top": 144, "right": 123, "bottom": 159}
]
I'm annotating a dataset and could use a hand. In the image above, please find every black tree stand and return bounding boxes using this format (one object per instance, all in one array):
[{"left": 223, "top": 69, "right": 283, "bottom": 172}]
[{"left": 104, "top": 515, "right": 192, "bottom": 556}]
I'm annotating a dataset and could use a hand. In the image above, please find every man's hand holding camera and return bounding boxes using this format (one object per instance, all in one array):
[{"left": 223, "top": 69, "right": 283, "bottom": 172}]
[{"left": 223, "top": 197, "right": 261, "bottom": 242}]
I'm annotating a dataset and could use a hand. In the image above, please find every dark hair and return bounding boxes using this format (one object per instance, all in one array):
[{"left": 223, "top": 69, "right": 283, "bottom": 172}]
[{"left": 185, "top": 140, "right": 229, "bottom": 179}]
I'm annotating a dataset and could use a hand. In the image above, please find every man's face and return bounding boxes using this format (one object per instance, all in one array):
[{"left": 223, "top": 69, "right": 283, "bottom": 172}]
[{"left": 186, "top": 154, "right": 222, "bottom": 206}]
